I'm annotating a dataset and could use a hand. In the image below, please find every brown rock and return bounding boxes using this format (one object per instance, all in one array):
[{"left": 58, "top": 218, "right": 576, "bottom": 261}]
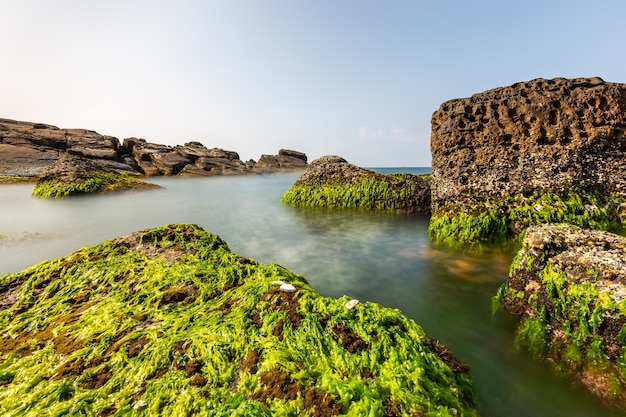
[
  {"left": 497, "top": 223, "right": 626, "bottom": 408},
  {"left": 257, "top": 149, "right": 308, "bottom": 171},
  {"left": 430, "top": 77, "right": 626, "bottom": 207}
]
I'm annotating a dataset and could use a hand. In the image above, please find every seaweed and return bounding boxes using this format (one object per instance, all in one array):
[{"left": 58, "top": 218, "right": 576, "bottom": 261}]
[
  {"left": 494, "top": 225, "right": 626, "bottom": 408},
  {"left": 32, "top": 171, "right": 156, "bottom": 198},
  {"left": 0, "top": 224, "right": 478, "bottom": 416},
  {"left": 280, "top": 173, "right": 431, "bottom": 214},
  {"left": 430, "top": 188, "right": 626, "bottom": 251}
]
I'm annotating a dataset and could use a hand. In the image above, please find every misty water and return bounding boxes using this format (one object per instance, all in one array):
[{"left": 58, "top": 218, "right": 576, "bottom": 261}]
[{"left": 0, "top": 171, "right": 622, "bottom": 417}]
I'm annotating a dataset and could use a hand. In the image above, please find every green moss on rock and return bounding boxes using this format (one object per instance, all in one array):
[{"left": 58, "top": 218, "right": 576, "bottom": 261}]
[
  {"left": 0, "top": 224, "right": 478, "bottom": 416},
  {"left": 429, "top": 188, "right": 626, "bottom": 251},
  {"left": 281, "top": 156, "right": 431, "bottom": 213},
  {"left": 494, "top": 223, "right": 626, "bottom": 408},
  {"left": 0, "top": 175, "right": 38, "bottom": 184},
  {"left": 32, "top": 170, "right": 156, "bottom": 198}
]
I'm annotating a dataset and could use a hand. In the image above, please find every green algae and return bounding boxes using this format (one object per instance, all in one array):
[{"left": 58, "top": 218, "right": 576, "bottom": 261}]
[
  {"left": 32, "top": 171, "right": 155, "bottom": 198},
  {"left": 280, "top": 173, "right": 430, "bottom": 213},
  {"left": 0, "top": 224, "right": 478, "bottom": 416},
  {"left": 493, "top": 226, "right": 626, "bottom": 407},
  {"left": 0, "top": 175, "right": 37, "bottom": 184},
  {"left": 429, "top": 188, "right": 626, "bottom": 251}
]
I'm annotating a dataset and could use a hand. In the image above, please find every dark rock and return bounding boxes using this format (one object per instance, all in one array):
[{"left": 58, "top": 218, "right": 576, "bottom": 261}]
[
  {"left": 150, "top": 152, "right": 192, "bottom": 176},
  {"left": 257, "top": 150, "right": 309, "bottom": 171},
  {"left": 429, "top": 77, "right": 626, "bottom": 247}
]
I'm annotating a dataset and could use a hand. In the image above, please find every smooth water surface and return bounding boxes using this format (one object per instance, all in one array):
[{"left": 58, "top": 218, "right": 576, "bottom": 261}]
[{"left": 0, "top": 172, "right": 622, "bottom": 416}]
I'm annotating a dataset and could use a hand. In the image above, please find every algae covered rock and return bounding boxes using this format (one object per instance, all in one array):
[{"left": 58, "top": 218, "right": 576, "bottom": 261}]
[
  {"left": 429, "top": 77, "right": 626, "bottom": 249},
  {"left": 0, "top": 224, "right": 478, "bottom": 416},
  {"left": 281, "top": 156, "right": 431, "bottom": 213},
  {"left": 494, "top": 223, "right": 626, "bottom": 408},
  {"left": 32, "top": 154, "right": 158, "bottom": 197}
]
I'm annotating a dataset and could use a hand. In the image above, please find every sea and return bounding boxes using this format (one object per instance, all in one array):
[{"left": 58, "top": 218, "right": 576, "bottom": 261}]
[{"left": 0, "top": 168, "right": 620, "bottom": 417}]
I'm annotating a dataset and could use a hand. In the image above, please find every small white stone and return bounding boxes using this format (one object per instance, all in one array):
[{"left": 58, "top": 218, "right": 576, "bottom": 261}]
[
  {"left": 345, "top": 299, "right": 359, "bottom": 309},
  {"left": 133, "top": 400, "right": 148, "bottom": 410},
  {"left": 280, "top": 283, "right": 296, "bottom": 292},
  {"left": 271, "top": 280, "right": 285, "bottom": 286}
]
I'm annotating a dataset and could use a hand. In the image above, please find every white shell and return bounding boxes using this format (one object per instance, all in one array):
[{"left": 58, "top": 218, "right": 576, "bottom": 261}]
[
  {"left": 133, "top": 400, "right": 148, "bottom": 410},
  {"left": 345, "top": 299, "right": 359, "bottom": 309},
  {"left": 271, "top": 280, "right": 285, "bottom": 286},
  {"left": 280, "top": 283, "right": 297, "bottom": 292}
]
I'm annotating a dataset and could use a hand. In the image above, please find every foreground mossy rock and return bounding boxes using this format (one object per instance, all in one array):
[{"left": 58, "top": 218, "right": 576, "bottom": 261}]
[
  {"left": 494, "top": 224, "right": 626, "bottom": 408},
  {"left": 0, "top": 224, "right": 478, "bottom": 416},
  {"left": 429, "top": 77, "right": 626, "bottom": 249},
  {"left": 32, "top": 154, "right": 158, "bottom": 197},
  {"left": 281, "top": 156, "right": 431, "bottom": 213}
]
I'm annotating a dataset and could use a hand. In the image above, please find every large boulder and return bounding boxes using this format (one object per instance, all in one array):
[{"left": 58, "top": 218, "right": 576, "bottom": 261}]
[
  {"left": 429, "top": 77, "right": 626, "bottom": 249},
  {"left": 0, "top": 118, "right": 120, "bottom": 178},
  {"left": 281, "top": 156, "right": 431, "bottom": 213},
  {"left": 494, "top": 223, "right": 626, "bottom": 408},
  {"left": 0, "top": 224, "right": 478, "bottom": 416}
]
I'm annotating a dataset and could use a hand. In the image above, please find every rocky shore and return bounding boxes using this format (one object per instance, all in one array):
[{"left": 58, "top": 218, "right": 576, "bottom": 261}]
[
  {"left": 0, "top": 118, "right": 308, "bottom": 180},
  {"left": 0, "top": 224, "right": 478, "bottom": 416}
]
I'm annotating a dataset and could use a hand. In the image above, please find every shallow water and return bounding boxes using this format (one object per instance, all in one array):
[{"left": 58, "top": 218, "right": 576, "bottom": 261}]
[{"left": 0, "top": 172, "right": 623, "bottom": 416}]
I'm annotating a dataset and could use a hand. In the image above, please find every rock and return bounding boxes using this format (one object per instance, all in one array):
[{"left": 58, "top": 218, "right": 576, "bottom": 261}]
[
  {"left": 0, "top": 118, "right": 308, "bottom": 180},
  {"left": 256, "top": 148, "right": 309, "bottom": 171},
  {"left": 494, "top": 223, "right": 626, "bottom": 409},
  {"left": 429, "top": 77, "right": 626, "bottom": 248},
  {"left": 281, "top": 155, "right": 431, "bottom": 213},
  {"left": 278, "top": 148, "right": 307, "bottom": 162},
  {"left": 0, "top": 224, "right": 479, "bottom": 416},
  {"left": 31, "top": 153, "right": 157, "bottom": 197}
]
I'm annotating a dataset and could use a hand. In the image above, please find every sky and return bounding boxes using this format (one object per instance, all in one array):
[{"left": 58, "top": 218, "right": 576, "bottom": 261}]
[{"left": 2, "top": 1, "right": 626, "bottom": 167}]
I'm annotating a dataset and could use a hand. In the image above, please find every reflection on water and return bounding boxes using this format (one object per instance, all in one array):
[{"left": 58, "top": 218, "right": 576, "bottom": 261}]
[{"left": 0, "top": 174, "right": 622, "bottom": 416}]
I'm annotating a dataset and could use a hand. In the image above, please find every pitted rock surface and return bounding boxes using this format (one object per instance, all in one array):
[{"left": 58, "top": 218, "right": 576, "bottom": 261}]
[{"left": 431, "top": 77, "right": 626, "bottom": 207}]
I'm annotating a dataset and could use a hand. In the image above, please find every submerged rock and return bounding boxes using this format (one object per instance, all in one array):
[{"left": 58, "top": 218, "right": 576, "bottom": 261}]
[
  {"left": 429, "top": 77, "right": 626, "bottom": 249},
  {"left": 281, "top": 155, "right": 431, "bottom": 213},
  {"left": 0, "top": 224, "right": 478, "bottom": 416},
  {"left": 31, "top": 153, "right": 158, "bottom": 197},
  {"left": 494, "top": 223, "right": 626, "bottom": 408}
]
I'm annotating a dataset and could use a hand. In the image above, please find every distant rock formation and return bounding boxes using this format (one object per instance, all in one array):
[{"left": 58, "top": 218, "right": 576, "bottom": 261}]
[
  {"left": 494, "top": 223, "right": 626, "bottom": 408},
  {"left": 429, "top": 77, "right": 626, "bottom": 248},
  {"left": 0, "top": 118, "right": 307, "bottom": 179},
  {"left": 281, "top": 155, "right": 431, "bottom": 213}
]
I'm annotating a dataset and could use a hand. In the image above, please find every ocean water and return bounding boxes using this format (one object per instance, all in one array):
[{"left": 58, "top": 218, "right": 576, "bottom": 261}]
[{"left": 0, "top": 171, "right": 621, "bottom": 417}]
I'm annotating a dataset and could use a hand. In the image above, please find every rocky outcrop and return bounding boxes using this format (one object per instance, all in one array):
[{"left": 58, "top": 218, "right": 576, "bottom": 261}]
[
  {"left": 429, "top": 77, "right": 626, "bottom": 248},
  {"left": 0, "top": 118, "right": 307, "bottom": 180},
  {"left": 494, "top": 223, "right": 626, "bottom": 409},
  {"left": 32, "top": 154, "right": 158, "bottom": 197},
  {"left": 281, "top": 156, "right": 431, "bottom": 213},
  {"left": 257, "top": 149, "right": 308, "bottom": 170},
  {"left": 0, "top": 224, "right": 478, "bottom": 416}
]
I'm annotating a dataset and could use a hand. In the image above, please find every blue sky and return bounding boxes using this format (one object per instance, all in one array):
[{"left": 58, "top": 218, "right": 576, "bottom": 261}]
[{"left": 2, "top": 1, "right": 625, "bottom": 167}]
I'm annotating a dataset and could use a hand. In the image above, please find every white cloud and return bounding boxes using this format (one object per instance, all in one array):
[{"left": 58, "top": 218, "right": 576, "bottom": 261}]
[
  {"left": 358, "top": 126, "right": 415, "bottom": 143},
  {"left": 358, "top": 127, "right": 385, "bottom": 141}
]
